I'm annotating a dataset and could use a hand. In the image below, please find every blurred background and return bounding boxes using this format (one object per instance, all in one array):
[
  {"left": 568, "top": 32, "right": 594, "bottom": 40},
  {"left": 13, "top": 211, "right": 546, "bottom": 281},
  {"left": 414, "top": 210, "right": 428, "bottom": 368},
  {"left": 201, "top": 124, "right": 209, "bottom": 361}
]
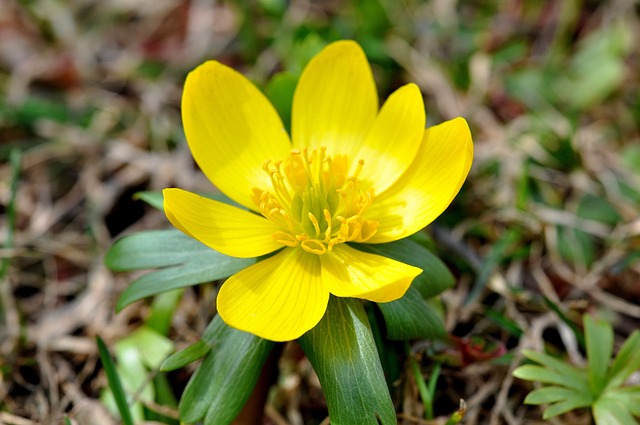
[{"left": 1, "top": 0, "right": 639, "bottom": 423}]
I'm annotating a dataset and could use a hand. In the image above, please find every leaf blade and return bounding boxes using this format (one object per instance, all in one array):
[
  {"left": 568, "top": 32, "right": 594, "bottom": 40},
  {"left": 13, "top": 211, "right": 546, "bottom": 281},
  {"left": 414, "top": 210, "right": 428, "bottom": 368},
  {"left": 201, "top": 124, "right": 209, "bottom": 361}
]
[
  {"left": 377, "top": 286, "right": 446, "bottom": 340},
  {"left": 105, "top": 230, "right": 255, "bottom": 310},
  {"left": 96, "top": 336, "right": 135, "bottom": 425},
  {"left": 179, "top": 316, "right": 274, "bottom": 425},
  {"left": 299, "top": 297, "right": 396, "bottom": 424}
]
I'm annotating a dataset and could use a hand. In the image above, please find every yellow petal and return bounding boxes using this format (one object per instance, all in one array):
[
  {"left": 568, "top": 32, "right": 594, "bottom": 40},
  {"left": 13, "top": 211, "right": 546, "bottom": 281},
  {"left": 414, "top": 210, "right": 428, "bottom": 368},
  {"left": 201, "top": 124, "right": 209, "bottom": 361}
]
[
  {"left": 292, "top": 40, "right": 377, "bottom": 158},
  {"left": 356, "top": 83, "right": 425, "bottom": 192},
  {"left": 163, "top": 188, "right": 283, "bottom": 258},
  {"left": 217, "top": 249, "right": 329, "bottom": 342},
  {"left": 182, "top": 61, "right": 291, "bottom": 210},
  {"left": 320, "top": 244, "right": 421, "bottom": 302},
  {"left": 366, "top": 117, "right": 473, "bottom": 243}
]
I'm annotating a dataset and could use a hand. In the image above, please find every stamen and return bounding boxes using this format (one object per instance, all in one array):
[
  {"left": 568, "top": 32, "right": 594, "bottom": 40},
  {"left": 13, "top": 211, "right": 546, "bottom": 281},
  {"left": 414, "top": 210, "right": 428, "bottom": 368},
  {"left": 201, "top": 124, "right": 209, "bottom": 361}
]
[
  {"left": 273, "top": 231, "right": 299, "bottom": 247},
  {"left": 323, "top": 209, "right": 333, "bottom": 242},
  {"left": 301, "top": 239, "right": 327, "bottom": 255},
  {"left": 255, "top": 149, "right": 378, "bottom": 255},
  {"left": 351, "top": 159, "right": 365, "bottom": 180},
  {"left": 308, "top": 212, "right": 321, "bottom": 238}
]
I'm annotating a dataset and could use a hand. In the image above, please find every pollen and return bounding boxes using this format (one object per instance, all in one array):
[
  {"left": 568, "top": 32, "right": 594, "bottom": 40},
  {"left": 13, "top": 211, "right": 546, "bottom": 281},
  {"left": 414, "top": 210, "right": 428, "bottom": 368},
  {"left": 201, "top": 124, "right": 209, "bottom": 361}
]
[{"left": 254, "top": 148, "right": 379, "bottom": 255}]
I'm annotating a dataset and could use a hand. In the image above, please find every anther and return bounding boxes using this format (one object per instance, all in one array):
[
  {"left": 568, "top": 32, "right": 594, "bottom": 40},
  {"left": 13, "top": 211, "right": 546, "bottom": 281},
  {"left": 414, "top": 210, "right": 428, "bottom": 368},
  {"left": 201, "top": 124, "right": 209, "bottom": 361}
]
[
  {"left": 323, "top": 209, "right": 333, "bottom": 241},
  {"left": 301, "top": 240, "right": 327, "bottom": 255},
  {"left": 308, "top": 212, "right": 321, "bottom": 237}
]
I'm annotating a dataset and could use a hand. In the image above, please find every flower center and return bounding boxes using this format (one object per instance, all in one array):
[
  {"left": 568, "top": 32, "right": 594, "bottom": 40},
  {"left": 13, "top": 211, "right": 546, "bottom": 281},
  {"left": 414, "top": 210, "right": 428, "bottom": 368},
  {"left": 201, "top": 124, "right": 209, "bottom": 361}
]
[{"left": 252, "top": 147, "right": 379, "bottom": 255}]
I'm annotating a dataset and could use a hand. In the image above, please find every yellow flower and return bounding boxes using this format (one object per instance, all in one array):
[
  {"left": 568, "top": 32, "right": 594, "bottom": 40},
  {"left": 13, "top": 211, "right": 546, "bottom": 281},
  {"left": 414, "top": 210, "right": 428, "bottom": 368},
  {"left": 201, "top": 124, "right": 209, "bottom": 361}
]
[{"left": 163, "top": 41, "right": 473, "bottom": 342}]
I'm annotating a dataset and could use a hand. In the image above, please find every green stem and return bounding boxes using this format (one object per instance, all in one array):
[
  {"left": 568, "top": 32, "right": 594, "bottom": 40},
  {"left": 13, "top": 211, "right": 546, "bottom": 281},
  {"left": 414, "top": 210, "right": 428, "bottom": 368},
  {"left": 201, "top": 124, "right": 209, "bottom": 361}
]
[
  {"left": 0, "top": 148, "right": 20, "bottom": 279},
  {"left": 406, "top": 342, "right": 434, "bottom": 419}
]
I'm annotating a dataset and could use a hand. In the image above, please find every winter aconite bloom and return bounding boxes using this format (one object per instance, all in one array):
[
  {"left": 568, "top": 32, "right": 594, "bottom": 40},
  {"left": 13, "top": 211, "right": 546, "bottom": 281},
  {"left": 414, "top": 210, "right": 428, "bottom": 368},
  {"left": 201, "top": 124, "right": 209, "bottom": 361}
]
[{"left": 163, "top": 41, "right": 473, "bottom": 342}]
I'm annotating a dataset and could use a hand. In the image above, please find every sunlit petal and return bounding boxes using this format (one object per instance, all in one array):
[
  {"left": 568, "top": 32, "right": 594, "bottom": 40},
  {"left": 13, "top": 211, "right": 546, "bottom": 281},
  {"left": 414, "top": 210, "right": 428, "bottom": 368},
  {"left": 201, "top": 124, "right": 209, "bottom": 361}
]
[
  {"left": 320, "top": 244, "right": 421, "bottom": 302},
  {"left": 163, "top": 188, "right": 282, "bottom": 258},
  {"left": 292, "top": 40, "right": 377, "bottom": 158},
  {"left": 182, "top": 61, "right": 291, "bottom": 210},
  {"left": 217, "top": 249, "right": 329, "bottom": 342},
  {"left": 366, "top": 117, "right": 473, "bottom": 243},
  {"left": 357, "top": 83, "right": 425, "bottom": 192}
]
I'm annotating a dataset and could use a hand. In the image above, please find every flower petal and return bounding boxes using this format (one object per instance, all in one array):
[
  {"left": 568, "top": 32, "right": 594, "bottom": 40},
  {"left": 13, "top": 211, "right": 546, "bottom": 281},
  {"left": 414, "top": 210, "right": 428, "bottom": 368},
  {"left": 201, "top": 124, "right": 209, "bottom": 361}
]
[
  {"left": 182, "top": 61, "right": 291, "bottom": 210},
  {"left": 292, "top": 40, "right": 377, "bottom": 158},
  {"left": 356, "top": 83, "right": 425, "bottom": 192},
  {"left": 163, "top": 188, "right": 282, "bottom": 258},
  {"left": 320, "top": 244, "right": 421, "bottom": 303},
  {"left": 217, "top": 249, "right": 329, "bottom": 341},
  {"left": 366, "top": 117, "right": 473, "bottom": 243}
]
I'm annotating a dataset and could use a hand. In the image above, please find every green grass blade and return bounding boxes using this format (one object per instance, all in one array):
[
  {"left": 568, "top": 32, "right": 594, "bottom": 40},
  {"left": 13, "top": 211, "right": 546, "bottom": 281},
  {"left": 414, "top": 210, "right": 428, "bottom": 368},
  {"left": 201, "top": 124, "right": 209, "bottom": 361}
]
[
  {"left": 408, "top": 348, "right": 434, "bottom": 419},
  {"left": 96, "top": 336, "right": 135, "bottom": 425},
  {"left": 0, "top": 148, "right": 20, "bottom": 278}
]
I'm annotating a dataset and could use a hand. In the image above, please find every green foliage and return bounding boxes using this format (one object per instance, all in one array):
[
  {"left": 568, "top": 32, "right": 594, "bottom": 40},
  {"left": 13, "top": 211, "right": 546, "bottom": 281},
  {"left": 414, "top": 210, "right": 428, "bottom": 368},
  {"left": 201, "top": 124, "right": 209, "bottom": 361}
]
[
  {"left": 177, "top": 316, "right": 274, "bottom": 425},
  {"left": 514, "top": 315, "right": 640, "bottom": 423},
  {"left": 356, "top": 238, "right": 455, "bottom": 340},
  {"left": 105, "top": 187, "right": 457, "bottom": 423},
  {"left": 0, "top": 149, "right": 20, "bottom": 280},
  {"left": 96, "top": 336, "right": 135, "bottom": 425},
  {"left": 100, "top": 326, "right": 175, "bottom": 422},
  {"left": 105, "top": 229, "right": 255, "bottom": 310},
  {"left": 299, "top": 297, "right": 397, "bottom": 424}
]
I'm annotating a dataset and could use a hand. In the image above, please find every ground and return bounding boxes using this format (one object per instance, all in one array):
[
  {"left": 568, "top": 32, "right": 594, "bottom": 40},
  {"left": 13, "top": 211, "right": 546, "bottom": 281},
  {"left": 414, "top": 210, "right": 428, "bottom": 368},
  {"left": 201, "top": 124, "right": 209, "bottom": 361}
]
[{"left": 1, "top": 0, "right": 639, "bottom": 424}]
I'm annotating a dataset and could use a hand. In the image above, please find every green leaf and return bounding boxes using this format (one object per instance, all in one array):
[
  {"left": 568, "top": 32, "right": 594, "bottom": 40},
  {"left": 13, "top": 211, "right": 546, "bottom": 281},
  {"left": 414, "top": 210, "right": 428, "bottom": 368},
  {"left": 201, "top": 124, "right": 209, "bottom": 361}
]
[
  {"left": 466, "top": 228, "right": 521, "bottom": 304},
  {"left": 161, "top": 340, "right": 211, "bottom": 372},
  {"left": 377, "top": 286, "right": 446, "bottom": 340},
  {"left": 524, "top": 386, "right": 581, "bottom": 405},
  {"left": 543, "top": 397, "right": 592, "bottom": 419},
  {"left": 146, "top": 289, "right": 183, "bottom": 335},
  {"left": 161, "top": 312, "right": 231, "bottom": 372},
  {"left": 585, "top": 315, "right": 613, "bottom": 395},
  {"left": 264, "top": 72, "right": 297, "bottom": 132},
  {"left": 132, "top": 190, "right": 244, "bottom": 212},
  {"left": 562, "top": 22, "right": 631, "bottom": 110},
  {"left": 118, "top": 327, "right": 174, "bottom": 370},
  {"left": 355, "top": 238, "right": 455, "bottom": 299},
  {"left": 133, "top": 191, "right": 164, "bottom": 210},
  {"left": 485, "top": 307, "right": 523, "bottom": 337},
  {"left": 299, "top": 297, "right": 396, "bottom": 424},
  {"left": 96, "top": 336, "right": 135, "bottom": 425},
  {"left": 593, "top": 396, "right": 639, "bottom": 425},
  {"left": 514, "top": 365, "right": 585, "bottom": 390},
  {"left": 179, "top": 316, "right": 273, "bottom": 425},
  {"left": 522, "top": 349, "right": 588, "bottom": 387},
  {"left": 606, "top": 331, "right": 640, "bottom": 389},
  {"left": 105, "top": 230, "right": 255, "bottom": 310},
  {"left": 577, "top": 194, "right": 621, "bottom": 226},
  {"left": 100, "top": 326, "right": 175, "bottom": 421},
  {"left": 557, "top": 225, "right": 596, "bottom": 268},
  {"left": 601, "top": 387, "right": 640, "bottom": 417}
]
